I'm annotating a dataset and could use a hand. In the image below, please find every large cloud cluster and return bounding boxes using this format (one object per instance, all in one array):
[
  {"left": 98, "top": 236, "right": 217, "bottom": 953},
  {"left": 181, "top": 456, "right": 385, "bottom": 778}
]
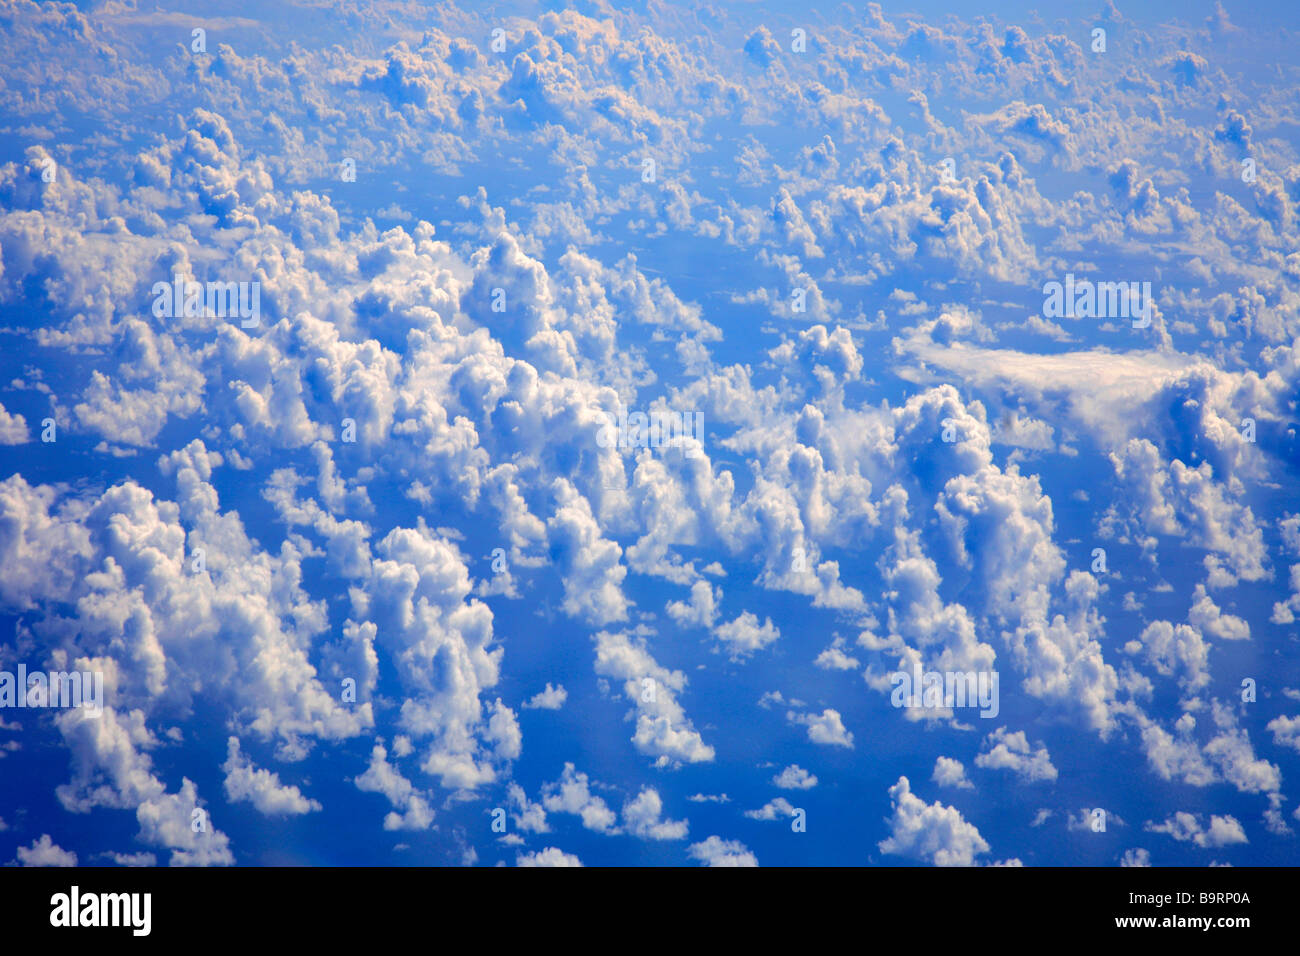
[{"left": 2, "top": 0, "right": 1298, "bottom": 867}]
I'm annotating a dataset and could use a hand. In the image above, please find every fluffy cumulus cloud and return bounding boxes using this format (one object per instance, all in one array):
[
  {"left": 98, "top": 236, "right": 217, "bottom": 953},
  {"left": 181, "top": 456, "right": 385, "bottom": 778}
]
[
  {"left": 0, "top": 402, "right": 28, "bottom": 445},
  {"left": 14, "top": 834, "right": 77, "bottom": 867},
  {"left": 878, "top": 777, "right": 990, "bottom": 867},
  {"left": 354, "top": 742, "right": 435, "bottom": 832},
  {"left": 1, "top": 0, "right": 1297, "bottom": 869},
  {"left": 974, "top": 728, "right": 1059, "bottom": 783},
  {"left": 522, "top": 683, "right": 567, "bottom": 710},
  {"left": 712, "top": 611, "right": 781, "bottom": 660},
  {"left": 1144, "top": 812, "right": 1248, "bottom": 849},
  {"left": 932, "top": 756, "right": 974, "bottom": 790},
  {"left": 687, "top": 835, "right": 758, "bottom": 867},
  {"left": 222, "top": 738, "right": 321, "bottom": 816},
  {"left": 516, "top": 846, "right": 582, "bottom": 867},
  {"left": 621, "top": 787, "right": 689, "bottom": 840},
  {"left": 541, "top": 763, "right": 618, "bottom": 834},
  {"left": 593, "top": 630, "right": 714, "bottom": 767},
  {"left": 773, "top": 764, "right": 817, "bottom": 790},
  {"left": 788, "top": 708, "right": 854, "bottom": 748},
  {"left": 744, "top": 797, "right": 798, "bottom": 821}
]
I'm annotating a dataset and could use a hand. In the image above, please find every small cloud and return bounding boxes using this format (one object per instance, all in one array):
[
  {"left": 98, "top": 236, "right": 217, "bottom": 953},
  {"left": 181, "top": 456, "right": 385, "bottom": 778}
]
[
  {"left": 522, "top": 683, "right": 568, "bottom": 710},
  {"left": 15, "top": 834, "right": 77, "bottom": 867},
  {"left": 687, "top": 836, "right": 757, "bottom": 867},
  {"left": 975, "top": 728, "right": 1057, "bottom": 783},
  {"left": 517, "top": 847, "right": 582, "bottom": 867},
  {"left": 932, "top": 756, "right": 974, "bottom": 790},
  {"left": 773, "top": 765, "right": 818, "bottom": 790},
  {"left": 1144, "top": 812, "right": 1247, "bottom": 848},
  {"left": 744, "top": 797, "right": 797, "bottom": 821},
  {"left": 814, "top": 637, "right": 860, "bottom": 671},
  {"left": 622, "top": 788, "right": 688, "bottom": 840},
  {"left": 712, "top": 611, "right": 780, "bottom": 660},
  {"left": 787, "top": 708, "right": 854, "bottom": 748}
]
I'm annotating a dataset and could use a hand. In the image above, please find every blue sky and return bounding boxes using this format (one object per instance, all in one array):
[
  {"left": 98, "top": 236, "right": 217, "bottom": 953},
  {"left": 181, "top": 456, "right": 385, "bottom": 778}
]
[{"left": 1, "top": 0, "right": 1300, "bottom": 867}]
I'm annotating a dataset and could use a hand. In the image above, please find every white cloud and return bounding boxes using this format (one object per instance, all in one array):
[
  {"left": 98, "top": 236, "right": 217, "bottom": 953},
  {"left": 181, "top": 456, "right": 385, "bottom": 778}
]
[
  {"left": 522, "top": 683, "right": 568, "bottom": 710},
  {"left": 1145, "top": 812, "right": 1248, "bottom": 848},
  {"left": 878, "top": 776, "right": 989, "bottom": 867},
  {"left": 666, "top": 579, "right": 719, "bottom": 629},
  {"left": 547, "top": 480, "right": 631, "bottom": 625},
  {"left": 542, "top": 763, "right": 618, "bottom": 834},
  {"left": 773, "top": 765, "right": 818, "bottom": 790},
  {"left": 517, "top": 847, "right": 583, "bottom": 867},
  {"left": 814, "top": 637, "right": 860, "bottom": 671},
  {"left": 55, "top": 706, "right": 235, "bottom": 866},
  {"left": 1066, "top": 808, "right": 1125, "bottom": 831},
  {"left": 222, "top": 737, "right": 321, "bottom": 816},
  {"left": 1136, "top": 705, "right": 1280, "bottom": 796},
  {"left": 932, "top": 756, "right": 974, "bottom": 790},
  {"left": 1188, "top": 585, "right": 1250, "bottom": 641},
  {"left": 1267, "top": 715, "right": 1300, "bottom": 753},
  {"left": 506, "top": 783, "right": 549, "bottom": 834},
  {"left": 712, "top": 611, "right": 780, "bottom": 660},
  {"left": 4, "top": 0, "right": 1299, "bottom": 872},
  {"left": 621, "top": 787, "right": 688, "bottom": 840},
  {"left": 15, "top": 834, "right": 77, "bottom": 867},
  {"left": 687, "top": 836, "right": 758, "bottom": 867},
  {"left": 1133, "top": 620, "right": 1211, "bottom": 692},
  {"left": 593, "top": 630, "right": 714, "bottom": 767},
  {"left": 687, "top": 793, "right": 730, "bottom": 804},
  {"left": 744, "top": 797, "right": 797, "bottom": 821},
  {"left": 354, "top": 742, "right": 434, "bottom": 832},
  {"left": 975, "top": 728, "right": 1058, "bottom": 783},
  {"left": 0, "top": 401, "right": 29, "bottom": 444},
  {"left": 788, "top": 708, "right": 854, "bottom": 748}
]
